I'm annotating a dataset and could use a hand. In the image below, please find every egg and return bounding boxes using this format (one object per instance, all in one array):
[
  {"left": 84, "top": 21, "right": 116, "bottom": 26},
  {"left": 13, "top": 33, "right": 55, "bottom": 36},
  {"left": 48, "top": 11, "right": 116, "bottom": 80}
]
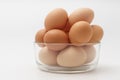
[
  {"left": 39, "top": 47, "right": 58, "bottom": 66},
  {"left": 44, "top": 29, "right": 69, "bottom": 51},
  {"left": 35, "top": 29, "right": 46, "bottom": 46},
  {"left": 64, "top": 8, "right": 94, "bottom": 32},
  {"left": 57, "top": 46, "right": 87, "bottom": 67},
  {"left": 89, "top": 25, "right": 104, "bottom": 43},
  {"left": 45, "top": 8, "right": 68, "bottom": 31},
  {"left": 83, "top": 45, "right": 96, "bottom": 63},
  {"left": 69, "top": 21, "right": 93, "bottom": 44}
]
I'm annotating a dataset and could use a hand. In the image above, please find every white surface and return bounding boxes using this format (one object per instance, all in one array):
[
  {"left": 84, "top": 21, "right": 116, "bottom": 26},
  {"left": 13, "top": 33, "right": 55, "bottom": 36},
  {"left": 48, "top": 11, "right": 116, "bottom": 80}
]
[{"left": 0, "top": 0, "right": 120, "bottom": 80}]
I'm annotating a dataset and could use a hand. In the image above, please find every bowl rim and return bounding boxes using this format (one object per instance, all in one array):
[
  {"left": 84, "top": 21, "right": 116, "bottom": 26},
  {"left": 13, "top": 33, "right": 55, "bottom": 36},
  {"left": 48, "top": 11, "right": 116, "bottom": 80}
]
[{"left": 34, "top": 42, "right": 100, "bottom": 46}]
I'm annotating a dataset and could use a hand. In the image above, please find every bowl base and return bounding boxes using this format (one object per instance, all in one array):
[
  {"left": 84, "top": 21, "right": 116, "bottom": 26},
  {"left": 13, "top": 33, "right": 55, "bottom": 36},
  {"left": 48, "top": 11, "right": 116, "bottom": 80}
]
[{"left": 37, "top": 62, "right": 97, "bottom": 74}]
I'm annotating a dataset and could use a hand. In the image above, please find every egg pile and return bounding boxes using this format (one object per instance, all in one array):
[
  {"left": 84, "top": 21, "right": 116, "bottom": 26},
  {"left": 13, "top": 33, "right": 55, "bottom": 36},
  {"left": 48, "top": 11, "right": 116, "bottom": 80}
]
[{"left": 35, "top": 8, "right": 104, "bottom": 67}]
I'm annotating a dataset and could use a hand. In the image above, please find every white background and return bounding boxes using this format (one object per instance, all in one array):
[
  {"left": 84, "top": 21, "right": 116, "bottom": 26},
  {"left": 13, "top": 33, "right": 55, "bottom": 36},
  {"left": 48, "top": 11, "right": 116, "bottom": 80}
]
[{"left": 0, "top": 0, "right": 120, "bottom": 80}]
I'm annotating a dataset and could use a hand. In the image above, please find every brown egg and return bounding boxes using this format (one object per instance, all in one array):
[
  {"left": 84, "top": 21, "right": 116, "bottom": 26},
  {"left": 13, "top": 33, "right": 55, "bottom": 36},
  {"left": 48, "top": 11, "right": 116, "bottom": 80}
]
[
  {"left": 39, "top": 47, "right": 58, "bottom": 66},
  {"left": 35, "top": 29, "right": 46, "bottom": 47},
  {"left": 57, "top": 46, "right": 87, "bottom": 67},
  {"left": 83, "top": 45, "right": 96, "bottom": 63},
  {"left": 45, "top": 8, "right": 68, "bottom": 31},
  {"left": 69, "top": 21, "right": 93, "bottom": 44},
  {"left": 44, "top": 29, "right": 69, "bottom": 51},
  {"left": 89, "top": 25, "right": 104, "bottom": 43},
  {"left": 64, "top": 8, "right": 94, "bottom": 32}
]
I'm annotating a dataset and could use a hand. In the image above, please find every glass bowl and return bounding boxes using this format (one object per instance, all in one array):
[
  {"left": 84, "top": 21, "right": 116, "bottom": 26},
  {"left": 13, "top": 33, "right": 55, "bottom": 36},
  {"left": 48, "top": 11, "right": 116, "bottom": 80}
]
[{"left": 34, "top": 43, "right": 101, "bottom": 73}]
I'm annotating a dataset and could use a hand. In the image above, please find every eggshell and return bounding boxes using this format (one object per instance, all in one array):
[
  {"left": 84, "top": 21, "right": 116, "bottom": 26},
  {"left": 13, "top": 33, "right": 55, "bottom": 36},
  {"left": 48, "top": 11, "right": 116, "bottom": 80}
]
[
  {"left": 35, "top": 29, "right": 46, "bottom": 47},
  {"left": 57, "top": 46, "right": 87, "bottom": 67},
  {"left": 89, "top": 25, "right": 104, "bottom": 43},
  {"left": 83, "top": 45, "right": 96, "bottom": 63},
  {"left": 39, "top": 47, "right": 58, "bottom": 66},
  {"left": 64, "top": 8, "right": 94, "bottom": 32},
  {"left": 69, "top": 21, "right": 93, "bottom": 44},
  {"left": 44, "top": 29, "right": 69, "bottom": 51},
  {"left": 45, "top": 8, "right": 68, "bottom": 31}
]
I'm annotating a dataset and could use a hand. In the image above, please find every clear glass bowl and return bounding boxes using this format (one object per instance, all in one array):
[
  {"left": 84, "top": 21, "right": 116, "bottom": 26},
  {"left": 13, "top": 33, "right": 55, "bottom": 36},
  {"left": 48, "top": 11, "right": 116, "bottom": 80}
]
[{"left": 34, "top": 43, "right": 101, "bottom": 73}]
